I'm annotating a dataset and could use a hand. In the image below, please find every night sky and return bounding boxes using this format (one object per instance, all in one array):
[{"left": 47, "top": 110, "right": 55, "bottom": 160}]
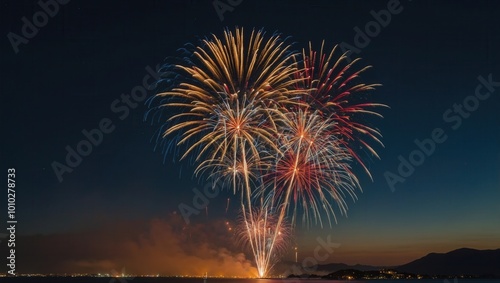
[{"left": 1, "top": 0, "right": 500, "bottom": 276}]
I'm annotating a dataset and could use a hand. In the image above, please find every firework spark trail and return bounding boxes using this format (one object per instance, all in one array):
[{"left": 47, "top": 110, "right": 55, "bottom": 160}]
[
  {"left": 237, "top": 206, "right": 290, "bottom": 278},
  {"left": 263, "top": 43, "right": 386, "bottom": 270},
  {"left": 262, "top": 110, "right": 360, "bottom": 269},
  {"left": 151, "top": 27, "right": 303, "bottom": 277}
]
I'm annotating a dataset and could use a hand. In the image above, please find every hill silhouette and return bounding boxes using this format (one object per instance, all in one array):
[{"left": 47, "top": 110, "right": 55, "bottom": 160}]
[{"left": 396, "top": 248, "right": 500, "bottom": 277}]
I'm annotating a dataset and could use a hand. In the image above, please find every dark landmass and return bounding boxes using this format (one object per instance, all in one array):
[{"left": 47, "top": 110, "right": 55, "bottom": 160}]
[
  {"left": 287, "top": 248, "right": 500, "bottom": 279},
  {"left": 396, "top": 247, "right": 500, "bottom": 277},
  {"left": 288, "top": 268, "right": 497, "bottom": 280}
]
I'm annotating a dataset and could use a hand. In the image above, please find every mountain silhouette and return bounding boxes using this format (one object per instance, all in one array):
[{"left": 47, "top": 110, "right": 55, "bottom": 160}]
[{"left": 396, "top": 248, "right": 500, "bottom": 276}]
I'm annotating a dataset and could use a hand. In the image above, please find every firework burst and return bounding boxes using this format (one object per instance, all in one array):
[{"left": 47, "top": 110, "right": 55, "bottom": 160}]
[
  {"left": 293, "top": 42, "right": 386, "bottom": 179},
  {"left": 153, "top": 28, "right": 302, "bottom": 196},
  {"left": 266, "top": 109, "right": 360, "bottom": 227},
  {"left": 260, "top": 43, "right": 385, "bottom": 270},
  {"left": 149, "top": 28, "right": 385, "bottom": 278},
  {"left": 236, "top": 206, "right": 290, "bottom": 278}
]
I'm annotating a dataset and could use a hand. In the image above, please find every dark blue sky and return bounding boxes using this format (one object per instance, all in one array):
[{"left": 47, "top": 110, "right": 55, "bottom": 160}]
[{"left": 1, "top": 0, "right": 499, "bottom": 274}]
